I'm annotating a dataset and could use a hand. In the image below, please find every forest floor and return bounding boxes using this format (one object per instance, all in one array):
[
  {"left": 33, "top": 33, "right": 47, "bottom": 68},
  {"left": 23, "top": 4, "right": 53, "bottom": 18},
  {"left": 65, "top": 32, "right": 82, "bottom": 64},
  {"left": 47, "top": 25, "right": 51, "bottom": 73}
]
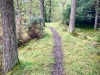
[
  {"left": 4, "top": 22, "right": 100, "bottom": 75},
  {"left": 50, "top": 23, "right": 100, "bottom": 75}
]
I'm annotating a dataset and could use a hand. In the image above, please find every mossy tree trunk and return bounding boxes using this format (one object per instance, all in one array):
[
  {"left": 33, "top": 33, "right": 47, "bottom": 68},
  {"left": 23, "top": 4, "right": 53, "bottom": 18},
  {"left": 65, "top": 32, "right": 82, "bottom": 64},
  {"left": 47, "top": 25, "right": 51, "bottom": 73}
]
[{"left": 1, "top": 0, "right": 19, "bottom": 73}]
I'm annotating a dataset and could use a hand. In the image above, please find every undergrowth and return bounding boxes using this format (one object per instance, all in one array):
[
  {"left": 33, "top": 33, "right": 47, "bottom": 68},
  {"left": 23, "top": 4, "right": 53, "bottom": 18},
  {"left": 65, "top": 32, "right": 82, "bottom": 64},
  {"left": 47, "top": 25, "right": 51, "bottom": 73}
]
[
  {"left": 7, "top": 26, "right": 54, "bottom": 75},
  {"left": 48, "top": 23, "right": 100, "bottom": 75}
]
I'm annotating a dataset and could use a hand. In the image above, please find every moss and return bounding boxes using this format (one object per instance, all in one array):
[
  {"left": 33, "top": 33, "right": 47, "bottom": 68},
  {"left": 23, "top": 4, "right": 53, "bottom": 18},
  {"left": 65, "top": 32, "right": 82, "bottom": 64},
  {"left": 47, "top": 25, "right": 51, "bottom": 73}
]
[
  {"left": 6, "top": 61, "right": 21, "bottom": 75},
  {"left": 71, "top": 31, "right": 79, "bottom": 37},
  {"left": 49, "top": 22, "right": 100, "bottom": 75},
  {"left": 97, "top": 33, "right": 100, "bottom": 42},
  {"left": 6, "top": 26, "right": 54, "bottom": 75}
]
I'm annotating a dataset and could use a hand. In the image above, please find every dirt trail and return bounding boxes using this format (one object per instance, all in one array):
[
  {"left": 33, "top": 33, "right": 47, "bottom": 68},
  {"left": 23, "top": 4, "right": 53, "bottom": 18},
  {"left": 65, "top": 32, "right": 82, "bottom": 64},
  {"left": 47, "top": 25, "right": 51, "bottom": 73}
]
[{"left": 50, "top": 27, "right": 64, "bottom": 75}]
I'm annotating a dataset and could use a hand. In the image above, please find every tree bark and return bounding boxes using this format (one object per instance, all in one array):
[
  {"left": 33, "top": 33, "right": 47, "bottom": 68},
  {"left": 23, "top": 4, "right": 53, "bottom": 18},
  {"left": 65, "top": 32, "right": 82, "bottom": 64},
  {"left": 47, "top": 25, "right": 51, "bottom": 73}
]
[
  {"left": 40, "top": 0, "right": 45, "bottom": 27},
  {"left": 94, "top": 0, "right": 98, "bottom": 30},
  {"left": 69, "top": 0, "right": 77, "bottom": 33},
  {"left": 16, "top": 0, "right": 19, "bottom": 9},
  {"left": 1, "top": 0, "right": 19, "bottom": 73}
]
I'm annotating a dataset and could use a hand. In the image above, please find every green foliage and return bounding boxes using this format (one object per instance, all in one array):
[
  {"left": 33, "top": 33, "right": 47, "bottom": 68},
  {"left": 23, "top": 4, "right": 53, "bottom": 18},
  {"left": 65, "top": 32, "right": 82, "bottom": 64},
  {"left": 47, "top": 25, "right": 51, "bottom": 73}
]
[
  {"left": 62, "top": 4, "right": 71, "bottom": 25},
  {"left": 29, "top": 16, "right": 43, "bottom": 25},
  {"left": 62, "top": 0, "right": 96, "bottom": 25},
  {"left": 26, "top": 15, "right": 43, "bottom": 32},
  {"left": 13, "top": 0, "right": 45, "bottom": 45},
  {"left": 44, "top": 0, "right": 60, "bottom": 22},
  {"left": 25, "top": 15, "right": 44, "bottom": 39},
  {"left": 76, "top": 0, "right": 96, "bottom": 25},
  {"left": 97, "top": 34, "right": 100, "bottom": 42},
  {"left": 0, "top": 45, "right": 3, "bottom": 51},
  {"left": 15, "top": 9, "right": 19, "bottom": 16},
  {"left": 71, "top": 31, "right": 79, "bottom": 37}
]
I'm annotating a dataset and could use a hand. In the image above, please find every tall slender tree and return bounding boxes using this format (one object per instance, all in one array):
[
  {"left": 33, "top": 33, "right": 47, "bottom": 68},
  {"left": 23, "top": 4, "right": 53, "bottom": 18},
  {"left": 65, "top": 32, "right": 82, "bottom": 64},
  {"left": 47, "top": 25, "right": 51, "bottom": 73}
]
[
  {"left": 29, "top": 0, "right": 32, "bottom": 17},
  {"left": 40, "top": 0, "right": 45, "bottom": 27},
  {"left": 1, "top": 0, "right": 19, "bottom": 73},
  {"left": 94, "top": 0, "right": 98, "bottom": 30},
  {"left": 44, "top": 0, "right": 49, "bottom": 22},
  {"left": 16, "top": 0, "right": 20, "bottom": 14},
  {"left": 69, "top": 0, "right": 77, "bottom": 33},
  {"left": 16, "top": 0, "right": 19, "bottom": 9},
  {"left": 44, "top": 5, "right": 47, "bottom": 22},
  {"left": 48, "top": 0, "right": 51, "bottom": 22}
]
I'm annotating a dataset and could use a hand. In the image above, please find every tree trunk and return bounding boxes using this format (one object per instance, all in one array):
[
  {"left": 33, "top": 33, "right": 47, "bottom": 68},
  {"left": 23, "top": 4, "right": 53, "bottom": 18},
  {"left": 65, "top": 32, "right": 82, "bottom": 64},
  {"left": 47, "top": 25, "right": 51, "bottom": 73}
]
[
  {"left": 16, "top": 0, "right": 19, "bottom": 9},
  {"left": 69, "top": 0, "right": 77, "bottom": 33},
  {"left": 40, "top": 0, "right": 45, "bottom": 28},
  {"left": 94, "top": 0, "right": 98, "bottom": 30},
  {"left": 19, "top": 0, "right": 22, "bottom": 13},
  {"left": 29, "top": 0, "right": 32, "bottom": 17},
  {"left": 44, "top": 6, "right": 48, "bottom": 22},
  {"left": 48, "top": 0, "right": 51, "bottom": 22},
  {"left": 1, "top": 0, "right": 19, "bottom": 73}
]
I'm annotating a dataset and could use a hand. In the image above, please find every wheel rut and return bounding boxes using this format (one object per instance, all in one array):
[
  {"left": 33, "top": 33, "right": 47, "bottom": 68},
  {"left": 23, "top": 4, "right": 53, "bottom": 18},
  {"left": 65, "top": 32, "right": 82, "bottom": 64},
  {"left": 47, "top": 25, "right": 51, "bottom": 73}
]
[{"left": 50, "top": 27, "right": 64, "bottom": 75}]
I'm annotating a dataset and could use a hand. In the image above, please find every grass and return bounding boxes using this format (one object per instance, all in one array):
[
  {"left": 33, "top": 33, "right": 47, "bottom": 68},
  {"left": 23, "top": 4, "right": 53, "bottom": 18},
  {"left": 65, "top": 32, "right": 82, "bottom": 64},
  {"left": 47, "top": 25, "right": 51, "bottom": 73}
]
[
  {"left": 4, "top": 22, "right": 100, "bottom": 75},
  {"left": 7, "top": 26, "right": 54, "bottom": 75},
  {"left": 48, "top": 23, "right": 100, "bottom": 75}
]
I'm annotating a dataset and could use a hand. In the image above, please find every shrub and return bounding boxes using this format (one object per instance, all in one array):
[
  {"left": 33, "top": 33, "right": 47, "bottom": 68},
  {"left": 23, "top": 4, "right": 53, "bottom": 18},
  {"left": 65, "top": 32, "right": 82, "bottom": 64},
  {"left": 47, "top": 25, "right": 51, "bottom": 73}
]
[
  {"left": 16, "top": 15, "right": 44, "bottom": 46},
  {"left": 15, "top": 9, "right": 20, "bottom": 16},
  {"left": 25, "top": 15, "right": 44, "bottom": 39}
]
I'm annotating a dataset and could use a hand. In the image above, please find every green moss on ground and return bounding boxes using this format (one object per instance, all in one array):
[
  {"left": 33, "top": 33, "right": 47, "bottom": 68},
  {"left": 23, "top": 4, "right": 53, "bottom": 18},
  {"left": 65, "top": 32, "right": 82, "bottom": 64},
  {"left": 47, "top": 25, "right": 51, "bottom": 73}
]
[
  {"left": 49, "top": 23, "right": 100, "bottom": 75},
  {"left": 7, "top": 26, "right": 54, "bottom": 75},
  {"left": 6, "top": 22, "right": 100, "bottom": 75}
]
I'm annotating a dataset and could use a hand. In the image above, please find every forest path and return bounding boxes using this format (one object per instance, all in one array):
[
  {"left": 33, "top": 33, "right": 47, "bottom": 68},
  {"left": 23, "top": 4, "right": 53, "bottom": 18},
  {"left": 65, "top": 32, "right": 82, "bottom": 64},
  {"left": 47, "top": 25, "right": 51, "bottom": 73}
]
[{"left": 50, "top": 27, "right": 64, "bottom": 75}]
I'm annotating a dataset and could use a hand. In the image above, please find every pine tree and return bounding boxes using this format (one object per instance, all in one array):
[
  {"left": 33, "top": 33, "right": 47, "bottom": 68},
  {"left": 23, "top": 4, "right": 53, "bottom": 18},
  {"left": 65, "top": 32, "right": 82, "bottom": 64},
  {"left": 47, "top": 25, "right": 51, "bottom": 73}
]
[{"left": 1, "top": 0, "right": 19, "bottom": 73}]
